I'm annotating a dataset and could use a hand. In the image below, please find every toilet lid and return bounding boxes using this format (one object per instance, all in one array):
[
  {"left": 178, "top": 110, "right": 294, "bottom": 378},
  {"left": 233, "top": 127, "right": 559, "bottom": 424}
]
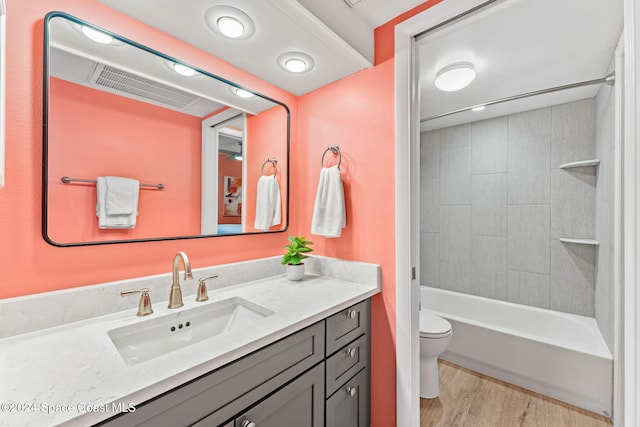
[{"left": 419, "top": 312, "right": 452, "bottom": 338}]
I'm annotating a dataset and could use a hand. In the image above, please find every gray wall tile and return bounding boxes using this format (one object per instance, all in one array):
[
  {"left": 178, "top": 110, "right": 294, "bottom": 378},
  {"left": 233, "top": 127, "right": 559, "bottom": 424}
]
[
  {"left": 507, "top": 270, "right": 550, "bottom": 309},
  {"left": 440, "top": 123, "right": 471, "bottom": 150},
  {"left": 508, "top": 107, "right": 551, "bottom": 139},
  {"left": 551, "top": 168, "right": 596, "bottom": 239},
  {"left": 551, "top": 99, "right": 595, "bottom": 167},
  {"left": 472, "top": 174, "right": 507, "bottom": 236},
  {"left": 440, "top": 205, "right": 471, "bottom": 263},
  {"left": 471, "top": 236, "right": 507, "bottom": 300},
  {"left": 440, "top": 261, "right": 471, "bottom": 293},
  {"left": 508, "top": 205, "right": 550, "bottom": 274},
  {"left": 550, "top": 240, "right": 595, "bottom": 316},
  {"left": 420, "top": 130, "right": 440, "bottom": 179},
  {"left": 440, "top": 146, "right": 471, "bottom": 205},
  {"left": 420, "top": 178, "right": 439, "bottom": 232},
  {"left": 508, "top": 135, "right": 551, "bottom": 204},
  {"left": 420, "top": 232, "right": 439, "bottom": 287},
  {"left": 472, "top": 117, "right": 508, "bottom": 174}
]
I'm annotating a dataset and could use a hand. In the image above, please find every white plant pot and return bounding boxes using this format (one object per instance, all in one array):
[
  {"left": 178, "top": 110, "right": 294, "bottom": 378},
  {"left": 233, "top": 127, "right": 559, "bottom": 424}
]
[{"left": 287, "top": 263, "right": 305, "bottom": 281}]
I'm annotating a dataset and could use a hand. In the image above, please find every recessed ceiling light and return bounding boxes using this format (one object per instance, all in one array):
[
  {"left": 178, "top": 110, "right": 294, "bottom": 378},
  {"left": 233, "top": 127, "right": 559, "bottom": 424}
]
[
  {"left": 205, "top": 6, "right": 255, "bottom": 40},
  {"left": 230, "top": 87, "right": 254, "bottom": 98},
  {"left": 81, "top": 25, "right": 113, "bottom": 44},
  {"left": 277, "top": 52, "right": 315, "bottom": 74},
  {"left": 217, "top": 16, "right": 244, "bottom": 38},
  {"left": 472, "top": 105, "right": 486, "bottom": 112},
  {"left": 173, "top": 63, "right": 196, "bottom": 77},
  {"left": 435, "top": 62, "right": 476, "bottom": 92}
]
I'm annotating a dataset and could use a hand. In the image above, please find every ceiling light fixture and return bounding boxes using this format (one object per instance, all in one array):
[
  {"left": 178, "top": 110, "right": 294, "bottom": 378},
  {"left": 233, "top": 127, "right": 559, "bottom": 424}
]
[
  {"left": 435, "top": 62, "right": 476, "bottom": 92},
  {"left": 81, "top": 25, "right": 114, "bottom": 44},
  {"left": 173, "top": 63, "right": 196, "bottom": 77},
  {"left": 205, "top": 6, "right": 255, "bottom": 40},
  {"left": 277, "top": 52, "right": 315, "bottom": 74},
  {"left": 230, "top": 87, "right": 254, "bottom": 98},
  {"left": 472, "top": 105, "right": 486, "bottom": 112}
]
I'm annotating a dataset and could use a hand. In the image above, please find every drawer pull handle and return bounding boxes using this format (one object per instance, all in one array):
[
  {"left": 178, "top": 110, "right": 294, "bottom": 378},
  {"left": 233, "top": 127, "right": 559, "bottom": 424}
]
[
  {"left": 347, "top": 309, "right": 358, "bottom": 319},
  {"left": 242, "top": 421, "right": 256, "bottom": 427},
  {"left": 346, "top": 347, "right": 357, "bottom": 358},
  {"left": 346, "top": 386, "right": 356, "bottom": 397}
]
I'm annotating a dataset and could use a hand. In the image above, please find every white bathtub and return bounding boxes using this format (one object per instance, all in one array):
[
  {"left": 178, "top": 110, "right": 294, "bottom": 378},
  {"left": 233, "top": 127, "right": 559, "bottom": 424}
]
[{"left": 420, "top": 286, "right": 613, "bottom": 416}]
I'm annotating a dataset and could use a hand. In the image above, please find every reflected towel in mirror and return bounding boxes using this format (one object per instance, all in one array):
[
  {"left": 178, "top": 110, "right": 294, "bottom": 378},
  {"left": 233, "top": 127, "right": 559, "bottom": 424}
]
[
  {"left": 254, "top": 175, "right": 281, "bottom": 231},
  {"left": 96, "top": 176, "right": 139, "bottom": 229}
]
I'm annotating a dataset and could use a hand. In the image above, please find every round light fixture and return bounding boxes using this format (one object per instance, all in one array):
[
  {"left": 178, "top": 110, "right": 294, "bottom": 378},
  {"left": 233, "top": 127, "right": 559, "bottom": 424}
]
[
  {"left": 277, "top": 52, "right": 315, "bottom": 74},
  {"left": 205, "top": 6, "right": 255, "bottom": 40},
  {"left": 217, "top": 16, "right": 244, "bottom": 38},
  {"left": 173, "top": 63, "right": 196, "bottom": 77},
  {"left": 435, "top": 62, "right": 476, "bottom": 92},
  {"left": 81, "top": 25, "right": 114, "bottom": 44},
  {"left": 230, "top": 87, "right": 254, "bottom": 98}
]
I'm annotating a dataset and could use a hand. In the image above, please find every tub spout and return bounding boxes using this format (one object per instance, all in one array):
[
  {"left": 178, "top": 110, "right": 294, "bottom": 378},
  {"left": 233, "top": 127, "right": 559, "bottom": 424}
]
[{"left": 168, "top": 251, "right": 193, "bottom": 309}]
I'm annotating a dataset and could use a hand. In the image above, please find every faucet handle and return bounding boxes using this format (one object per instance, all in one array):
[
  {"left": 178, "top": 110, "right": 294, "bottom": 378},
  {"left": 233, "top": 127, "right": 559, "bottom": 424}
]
[
  {"left": 121, "top": 288, "right": 153, "bottom": 316},
  {"left": 196, "top": 275, "right": 218, "bottom": 302}
]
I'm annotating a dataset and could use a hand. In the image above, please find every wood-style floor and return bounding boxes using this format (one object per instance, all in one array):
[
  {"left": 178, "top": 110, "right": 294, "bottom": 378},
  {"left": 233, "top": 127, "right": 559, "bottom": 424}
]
[{"left": 420, "top": 360, "right": 612, "bottom": 427}]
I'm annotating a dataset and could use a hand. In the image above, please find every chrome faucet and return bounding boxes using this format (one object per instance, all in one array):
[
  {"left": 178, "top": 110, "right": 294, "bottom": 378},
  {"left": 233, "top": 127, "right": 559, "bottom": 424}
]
[{"left": 168, "top": 251, "right": 193, "bottom": 309}]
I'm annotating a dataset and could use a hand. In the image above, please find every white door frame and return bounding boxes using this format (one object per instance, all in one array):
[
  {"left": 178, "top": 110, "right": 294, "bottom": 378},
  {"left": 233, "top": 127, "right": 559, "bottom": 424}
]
[{"left": 394, "top": 1, "right": 640, "bottom": 426}]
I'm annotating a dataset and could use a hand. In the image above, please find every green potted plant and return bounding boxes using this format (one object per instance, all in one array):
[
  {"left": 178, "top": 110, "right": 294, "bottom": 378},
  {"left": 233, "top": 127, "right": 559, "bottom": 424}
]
[{"left": 281, "top": 236, "right": 314, "bottom": 281}]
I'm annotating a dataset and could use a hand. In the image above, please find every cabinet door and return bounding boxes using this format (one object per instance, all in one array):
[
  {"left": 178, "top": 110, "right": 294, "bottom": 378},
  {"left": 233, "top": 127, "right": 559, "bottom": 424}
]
[
  {"left": 234, "top": 363, "right": 325, "bottom": 427},
  {"left": 325, "top": 368, "right": 369, "bottom": 427}
]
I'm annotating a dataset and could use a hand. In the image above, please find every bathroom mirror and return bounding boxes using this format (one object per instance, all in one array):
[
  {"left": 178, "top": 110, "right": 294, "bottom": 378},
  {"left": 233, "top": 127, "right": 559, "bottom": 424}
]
[{"left": 42, "top": 12, "right": 289, "bottom": 246}]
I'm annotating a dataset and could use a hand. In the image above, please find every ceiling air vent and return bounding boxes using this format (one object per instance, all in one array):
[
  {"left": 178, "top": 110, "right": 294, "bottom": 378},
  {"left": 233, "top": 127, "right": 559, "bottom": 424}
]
[{"left": 89, "top": 64, "right": 200, "bottom": 109}]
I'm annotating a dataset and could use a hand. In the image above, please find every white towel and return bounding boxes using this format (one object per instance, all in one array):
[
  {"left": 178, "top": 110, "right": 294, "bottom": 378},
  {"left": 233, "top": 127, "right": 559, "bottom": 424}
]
[
  {"left": 254, "top": 175, "right": 281, "bottom": 231},
  {"left": 96, "top": 176, "right": 139, "bottom": 229},
  {"left": 311, "top": 166, "right": 345, "bottom": 238}
]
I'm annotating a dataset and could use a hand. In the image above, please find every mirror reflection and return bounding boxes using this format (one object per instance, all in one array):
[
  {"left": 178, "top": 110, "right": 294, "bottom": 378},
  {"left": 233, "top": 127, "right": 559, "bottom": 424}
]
[{"left": 43, "top": 13, "right": 289, "bottom": 246}]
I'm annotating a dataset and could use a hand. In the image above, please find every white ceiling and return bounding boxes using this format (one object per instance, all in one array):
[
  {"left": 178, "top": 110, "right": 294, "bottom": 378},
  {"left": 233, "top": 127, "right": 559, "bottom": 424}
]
[{"left": 93, "top": 0, "right": 624, "bottom": 126}]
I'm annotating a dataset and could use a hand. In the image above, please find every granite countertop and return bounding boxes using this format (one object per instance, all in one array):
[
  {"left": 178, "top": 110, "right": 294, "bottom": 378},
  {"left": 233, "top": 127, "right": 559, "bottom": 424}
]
[{"left": 0, "top": 258, "right": 380, "bottom": 427}]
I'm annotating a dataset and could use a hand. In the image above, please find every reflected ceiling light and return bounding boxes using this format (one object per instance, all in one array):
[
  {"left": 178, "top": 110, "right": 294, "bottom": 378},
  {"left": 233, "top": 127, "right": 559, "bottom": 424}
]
[
  {"left": 173, "top": 63, "right": 196, "bottom": 77},
  {"left": 230, "top": 87, "right": 254, "bottom": 98},
  {"left": 435, "top": 62, "right": 476, "bottom": 92},
  {"left": 81, "top": 25, "right": 113, "bottom": 44},
  {"left": 472, "top": 105, "right": 486, "bottom": 112},
  {"left": 277, "top": 52, "right": 315, "bottom": 74},
  {"left": 205, "top": 6, "right": 255, "bottom": 40}
]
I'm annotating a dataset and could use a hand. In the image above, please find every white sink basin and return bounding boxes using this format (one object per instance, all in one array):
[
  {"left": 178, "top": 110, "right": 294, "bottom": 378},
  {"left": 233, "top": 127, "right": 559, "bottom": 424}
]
[{"left": 108, "top": 297, "right": 275, "bottom": 365}]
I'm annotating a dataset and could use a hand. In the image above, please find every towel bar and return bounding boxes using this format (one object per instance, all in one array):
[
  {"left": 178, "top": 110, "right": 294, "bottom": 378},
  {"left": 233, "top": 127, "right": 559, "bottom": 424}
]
[
  {"left": 60, "top": 176, "right": 165, "bottom": 189},
  {"left": 321, "top": 145, "right": 341, "bottom": 169},
  {"left": 260, "top": 158, "right": 278, "bottom": 177}
]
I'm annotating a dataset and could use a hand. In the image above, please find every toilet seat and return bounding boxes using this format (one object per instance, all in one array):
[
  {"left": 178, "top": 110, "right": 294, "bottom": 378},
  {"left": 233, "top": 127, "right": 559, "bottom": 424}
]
[{"left": 419, "top": 312, "right": 452, "bottom": 338}]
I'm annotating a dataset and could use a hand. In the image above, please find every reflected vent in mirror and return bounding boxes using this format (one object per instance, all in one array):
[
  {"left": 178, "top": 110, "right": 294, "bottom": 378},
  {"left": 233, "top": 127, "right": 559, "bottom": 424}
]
[{"left": 89, "top": 64, "right": 198, "bottom": 109}]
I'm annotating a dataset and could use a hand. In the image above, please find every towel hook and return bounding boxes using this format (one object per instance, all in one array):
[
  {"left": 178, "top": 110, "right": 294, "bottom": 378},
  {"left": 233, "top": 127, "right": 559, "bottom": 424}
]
[
  {"left": 321, "top": 145, "right": 341, "bottom": 169},
  {"left": 261, "top": 157, "right": 278, "bottom": 177}
]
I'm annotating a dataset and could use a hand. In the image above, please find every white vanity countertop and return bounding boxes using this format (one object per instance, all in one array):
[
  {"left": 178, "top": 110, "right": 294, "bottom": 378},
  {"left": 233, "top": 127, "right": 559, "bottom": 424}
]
[{"left": 0, "top": 267, "right": 380, "bottom": 427}]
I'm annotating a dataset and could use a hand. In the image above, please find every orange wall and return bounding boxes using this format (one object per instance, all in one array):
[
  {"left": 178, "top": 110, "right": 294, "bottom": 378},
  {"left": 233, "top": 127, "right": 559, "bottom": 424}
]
[
  {"left": 0, "top": 0, "right": 298, "bottom": 298},
  {"left": 298, "top": 61, "right": 396, "bottom": 426},
  {"left": 48, "top": 78, "right": 202, "bottom": 242}
]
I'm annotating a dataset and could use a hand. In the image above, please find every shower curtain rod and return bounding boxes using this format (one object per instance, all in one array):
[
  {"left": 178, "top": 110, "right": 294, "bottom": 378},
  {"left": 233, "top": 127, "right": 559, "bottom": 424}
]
[{"left": 420, "top": 71, "right": 615, "bottom": 123}]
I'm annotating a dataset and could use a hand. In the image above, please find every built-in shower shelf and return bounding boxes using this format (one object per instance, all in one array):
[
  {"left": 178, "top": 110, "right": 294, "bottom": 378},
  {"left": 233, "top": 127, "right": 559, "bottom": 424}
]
[
  {"left": 559, "top": 159, "right": 600, "bottom": 169},
  {"left": 559, "top": 238, "right": 600, "bottom": 246}
]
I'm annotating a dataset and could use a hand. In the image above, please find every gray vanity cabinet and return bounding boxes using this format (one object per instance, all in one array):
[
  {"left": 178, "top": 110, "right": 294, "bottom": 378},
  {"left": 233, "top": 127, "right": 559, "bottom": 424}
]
[{"left": 97, "top": 299, "right": 370, "bottom": 427}]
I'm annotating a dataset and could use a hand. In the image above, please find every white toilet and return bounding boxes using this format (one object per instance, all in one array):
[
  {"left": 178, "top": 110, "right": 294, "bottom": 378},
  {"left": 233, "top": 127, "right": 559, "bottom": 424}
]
[{"left": 419, "top": 311, "right": 453, "bottom": 398}]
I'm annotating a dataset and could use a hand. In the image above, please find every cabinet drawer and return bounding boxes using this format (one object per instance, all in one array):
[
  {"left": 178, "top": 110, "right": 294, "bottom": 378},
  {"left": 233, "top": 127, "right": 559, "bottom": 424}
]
[
  {"left": 326, "top": 334, "right": 369, "bottom": 397},
  {"left": 98, "top": 322, "right": 325, "bottom": 427},
  {"left": 325, "top": 368, "right": 370, "bottom": 427},
  {"left": 325, "top": 300, "right": 370, "bottom": 356},
  {"left": 230, "top": 363, "right": 325, "bottom": 427}
]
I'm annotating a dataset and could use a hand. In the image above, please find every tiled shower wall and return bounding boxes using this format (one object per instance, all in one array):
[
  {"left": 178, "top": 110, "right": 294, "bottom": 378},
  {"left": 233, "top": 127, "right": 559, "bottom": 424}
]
[{"left": 420, "top": 98, "right": 601, "bottom": 317}]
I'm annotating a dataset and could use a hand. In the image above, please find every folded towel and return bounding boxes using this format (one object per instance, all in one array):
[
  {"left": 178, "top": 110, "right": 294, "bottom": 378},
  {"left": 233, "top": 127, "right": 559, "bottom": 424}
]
[
  {"left": 96, "top": 176, "right": 139, "bottom": 229},
  {"left": 311, "top": 166, "right": 345, "bottom": 238},
  {"left": 254, "top": 175, "right": 281, "bottom": 231}
]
